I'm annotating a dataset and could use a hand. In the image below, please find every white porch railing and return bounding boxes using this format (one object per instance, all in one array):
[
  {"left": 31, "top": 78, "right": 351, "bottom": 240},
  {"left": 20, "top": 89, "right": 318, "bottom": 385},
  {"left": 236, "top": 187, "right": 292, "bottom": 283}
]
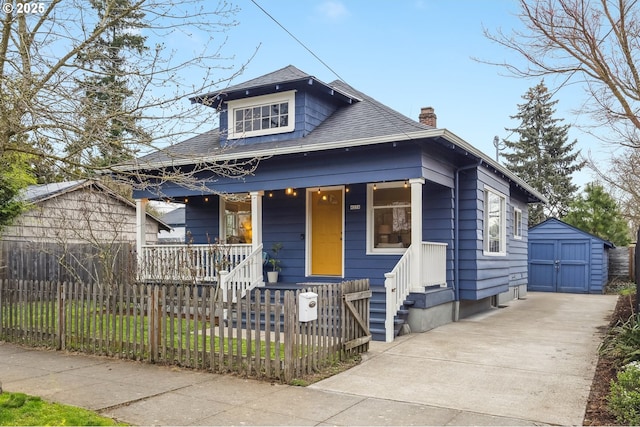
[
  {"left": 384, "top": 241, "right": 448, "bottom": 342},
  {"left": 219, "top": 244, "right": 264, "bottom": 304},
  {"left": 139, "top": 244, "right": 253, "bottom": 283}
]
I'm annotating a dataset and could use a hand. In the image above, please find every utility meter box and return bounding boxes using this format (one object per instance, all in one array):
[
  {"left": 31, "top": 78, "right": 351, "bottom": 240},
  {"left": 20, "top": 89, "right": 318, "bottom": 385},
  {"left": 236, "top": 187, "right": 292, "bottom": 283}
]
[{"left": 299, "top": 292, "right": 318, "bottom": 322}]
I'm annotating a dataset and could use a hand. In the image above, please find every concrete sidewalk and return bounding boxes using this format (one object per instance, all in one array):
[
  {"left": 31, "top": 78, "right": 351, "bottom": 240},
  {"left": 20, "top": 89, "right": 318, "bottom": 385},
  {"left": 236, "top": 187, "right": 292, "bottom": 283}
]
[{"left": 1, "top": 292, "right": 617, "bottom": 426}]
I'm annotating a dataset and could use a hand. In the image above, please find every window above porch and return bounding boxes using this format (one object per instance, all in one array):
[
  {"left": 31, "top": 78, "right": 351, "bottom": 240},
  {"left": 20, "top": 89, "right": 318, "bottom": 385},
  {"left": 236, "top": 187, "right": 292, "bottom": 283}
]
[{"left": 367, "top": 181, "right": 412, "bottom": 254}]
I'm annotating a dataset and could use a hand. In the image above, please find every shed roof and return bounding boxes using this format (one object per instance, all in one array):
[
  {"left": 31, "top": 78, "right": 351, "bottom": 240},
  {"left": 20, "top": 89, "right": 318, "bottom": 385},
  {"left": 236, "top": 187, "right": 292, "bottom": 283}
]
[
  {"left": 530, "top": 218, "right": 615, "bottom": 248},
  {"left": 22, "top": 180, "right": 170, "bottom": 230}
]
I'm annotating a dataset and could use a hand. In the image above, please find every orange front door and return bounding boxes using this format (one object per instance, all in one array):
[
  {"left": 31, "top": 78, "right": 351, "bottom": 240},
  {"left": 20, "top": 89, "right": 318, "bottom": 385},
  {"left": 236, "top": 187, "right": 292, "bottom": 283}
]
[{"left": 310, "top": 189, "right": 343, "bottom": 276}]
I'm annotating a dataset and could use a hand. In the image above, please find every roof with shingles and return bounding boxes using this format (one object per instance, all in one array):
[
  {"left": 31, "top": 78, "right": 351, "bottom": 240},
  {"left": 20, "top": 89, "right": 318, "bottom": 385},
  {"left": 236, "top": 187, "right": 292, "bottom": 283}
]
[
  {"left": 21, "top": 180, "right": 170, "bottom": 230},
  {"left": 135, "top": 70, "right": 429, "bottom": 166},
  {"left": 125, "top": 65, "right": 546, "bottom": 204},
  {"left": 191, "top": 65, "right": 359, "bottom": 104}
]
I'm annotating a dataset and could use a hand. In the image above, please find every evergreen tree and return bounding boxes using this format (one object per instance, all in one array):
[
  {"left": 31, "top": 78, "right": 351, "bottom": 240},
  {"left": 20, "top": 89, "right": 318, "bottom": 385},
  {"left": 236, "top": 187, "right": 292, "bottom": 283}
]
[
  {"left": 68, "top": 0, "right": 150, "bottom": 172},
  {"left": 503, "top": 81, "right": 584, "bottom": 226},
  {"left": 563, "top": 183, "right": 630, "bottom": 246},
  {"left": 0, "top": 152, "right": 37, "bottom": 231}
]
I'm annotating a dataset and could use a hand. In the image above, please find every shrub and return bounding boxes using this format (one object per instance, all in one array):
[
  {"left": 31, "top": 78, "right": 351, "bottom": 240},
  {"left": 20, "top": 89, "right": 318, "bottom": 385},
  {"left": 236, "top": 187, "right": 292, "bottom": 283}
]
[{"left": 608, "top": 361, "right": 640, "bottom": 425}]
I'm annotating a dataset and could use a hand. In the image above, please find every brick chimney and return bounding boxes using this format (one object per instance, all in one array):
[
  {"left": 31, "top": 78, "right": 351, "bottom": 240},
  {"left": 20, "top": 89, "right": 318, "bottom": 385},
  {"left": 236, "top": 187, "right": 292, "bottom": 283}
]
[{"left": 418, "top": 107, "right": 437, "bottom": 128}]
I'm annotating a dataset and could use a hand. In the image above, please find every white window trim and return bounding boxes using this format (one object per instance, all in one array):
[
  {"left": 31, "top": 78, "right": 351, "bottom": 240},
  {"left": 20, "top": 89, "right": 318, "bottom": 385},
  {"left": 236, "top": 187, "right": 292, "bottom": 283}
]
[
  {"left": 366, "top": 181, "right": 410, "bottom": 255},
  {"left": 514, "top": 207, "right": 523, "bottom": 240},
  {"left": 226, "top": 91, "right": 296, "bottom": 140},
  {"left": 483, "top": 186, "right": 507, "bottom": 256}
]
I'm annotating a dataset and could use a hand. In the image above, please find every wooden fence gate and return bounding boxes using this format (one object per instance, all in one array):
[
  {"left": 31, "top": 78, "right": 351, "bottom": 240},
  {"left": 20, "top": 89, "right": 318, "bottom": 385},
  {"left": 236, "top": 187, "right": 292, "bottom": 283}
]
[{"left": 342, "top": 279, "right": 371, "bottom": 354}]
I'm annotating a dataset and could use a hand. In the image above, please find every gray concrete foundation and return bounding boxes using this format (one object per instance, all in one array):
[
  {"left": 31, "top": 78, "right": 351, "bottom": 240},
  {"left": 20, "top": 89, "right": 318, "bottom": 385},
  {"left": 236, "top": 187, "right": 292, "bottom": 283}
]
[
  {"left": 407, "top": 302, "right": 455, "bottom": 333},
  {"left": 458, "top": 297, "right": 492, "bottom": 318},
  {"left": 498, "top": 284, "right": 528, "bottom": 305}
]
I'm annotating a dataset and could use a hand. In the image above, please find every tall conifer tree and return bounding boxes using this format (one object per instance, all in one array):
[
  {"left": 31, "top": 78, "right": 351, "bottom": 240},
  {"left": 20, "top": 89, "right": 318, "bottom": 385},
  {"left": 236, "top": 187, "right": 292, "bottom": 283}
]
[
  {"left": 69, "top": 0, "right": 150, "bottom": 171},
  {"left": 503, "top": 81, "right": 584, "bottom": 226}
]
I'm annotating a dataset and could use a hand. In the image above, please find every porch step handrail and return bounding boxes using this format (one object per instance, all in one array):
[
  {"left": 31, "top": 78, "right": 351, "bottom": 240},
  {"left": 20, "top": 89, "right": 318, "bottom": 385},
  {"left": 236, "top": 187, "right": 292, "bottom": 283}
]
[
  {"left": 139, "top": 243, "right": 252, "bottom": 283},
  {"left": 384, "top": 241, "right": 448, "bottom": 342},
  {"left": 219, "top": 244, "right": 264, "bottom": 304},
  {"left": 384, "top": 246, "right": 413, "bottom": 343}
]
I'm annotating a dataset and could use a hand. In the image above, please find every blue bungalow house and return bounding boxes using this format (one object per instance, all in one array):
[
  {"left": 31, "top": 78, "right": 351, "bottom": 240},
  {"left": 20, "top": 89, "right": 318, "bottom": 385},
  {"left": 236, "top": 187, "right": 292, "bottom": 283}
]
[{"left": 127, "top": 65, "right": 545, "bottom": 342}]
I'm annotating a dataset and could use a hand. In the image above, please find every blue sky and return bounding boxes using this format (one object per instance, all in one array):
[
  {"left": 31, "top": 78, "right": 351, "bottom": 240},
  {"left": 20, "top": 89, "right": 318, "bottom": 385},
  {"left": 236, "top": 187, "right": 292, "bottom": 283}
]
[{"left": 174, "top": 0, "right": 613, "bottom": 189}]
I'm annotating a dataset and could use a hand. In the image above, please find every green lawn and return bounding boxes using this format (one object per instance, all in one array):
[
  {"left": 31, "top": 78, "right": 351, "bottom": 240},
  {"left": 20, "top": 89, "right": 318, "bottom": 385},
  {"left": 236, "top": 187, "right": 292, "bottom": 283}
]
[
  {"left": 0, "top": 392, "right": 126, "bottom": 426},
  {"left": 3, "top": 300, "right": 290, "bottom": 359}
]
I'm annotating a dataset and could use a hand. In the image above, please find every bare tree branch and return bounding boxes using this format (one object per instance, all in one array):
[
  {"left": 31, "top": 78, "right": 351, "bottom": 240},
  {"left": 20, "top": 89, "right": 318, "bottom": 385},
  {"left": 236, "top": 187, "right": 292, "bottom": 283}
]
[
  {"left": 481, "top": 0, "right": 640, "bottom": 148},
  {"left": 1, "top": 0, "right": 260, "bottom": 196}
]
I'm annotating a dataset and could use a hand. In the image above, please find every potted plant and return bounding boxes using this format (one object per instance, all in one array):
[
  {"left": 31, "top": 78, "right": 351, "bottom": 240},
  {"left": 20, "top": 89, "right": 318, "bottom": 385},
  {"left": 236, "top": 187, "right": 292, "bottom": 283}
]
[{"left": 267, "top": 242, "right": 283, "bottom": 283}]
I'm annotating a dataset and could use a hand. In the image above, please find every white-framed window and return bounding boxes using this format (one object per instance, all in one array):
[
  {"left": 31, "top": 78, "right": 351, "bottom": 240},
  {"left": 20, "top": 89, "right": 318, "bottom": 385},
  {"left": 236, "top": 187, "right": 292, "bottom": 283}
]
[
  {"left": 367, "top": 182, "right": 411, "bottom": 254},
  {"left": 226, "top": 91, "right": 295, "bottom": 139},
  {"left": 514, "top": 207, "right": 523, "bottom": 239},
  {"left": 484, "top": 186, "right": 506, "bottom": 256},
  {"left": 220, "top": 195, "right": 252, "bottom": 244}
]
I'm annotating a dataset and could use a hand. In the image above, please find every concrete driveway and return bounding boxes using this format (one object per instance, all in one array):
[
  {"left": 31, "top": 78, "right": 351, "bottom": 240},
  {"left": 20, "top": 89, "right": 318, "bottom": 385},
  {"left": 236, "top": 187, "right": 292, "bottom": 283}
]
[{"left": 311, "top": 292, "right": 618, "bottom": 426}]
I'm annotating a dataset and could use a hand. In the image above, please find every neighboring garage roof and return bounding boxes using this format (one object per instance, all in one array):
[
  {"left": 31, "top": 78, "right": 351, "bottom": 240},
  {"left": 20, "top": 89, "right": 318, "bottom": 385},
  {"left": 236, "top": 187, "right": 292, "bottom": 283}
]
[{"left": 22, "top": 179, "right": 170, "bottom": 231}]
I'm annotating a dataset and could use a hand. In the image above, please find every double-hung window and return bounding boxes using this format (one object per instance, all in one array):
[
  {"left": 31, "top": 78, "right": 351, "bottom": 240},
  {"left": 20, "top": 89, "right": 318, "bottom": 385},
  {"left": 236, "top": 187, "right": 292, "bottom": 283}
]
[
  {"left": 514, "top": 208, "right": 523, "bottom": 239},
  {"left": 226, "top": 91, "right": 295, "bottom": 139},
  {"left": 484, "top": 187, "right": 506, "bottom": 255}
]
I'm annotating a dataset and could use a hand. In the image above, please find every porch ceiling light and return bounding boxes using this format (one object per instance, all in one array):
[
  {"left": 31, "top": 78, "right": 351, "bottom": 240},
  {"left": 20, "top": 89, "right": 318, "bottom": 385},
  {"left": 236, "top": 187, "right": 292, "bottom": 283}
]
[{"left": 286, "top": 187, "right": 294, "bottom": 195}]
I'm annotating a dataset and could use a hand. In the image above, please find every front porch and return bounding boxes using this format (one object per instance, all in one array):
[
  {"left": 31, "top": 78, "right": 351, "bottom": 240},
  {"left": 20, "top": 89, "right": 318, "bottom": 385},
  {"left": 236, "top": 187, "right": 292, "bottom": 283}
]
[{"left": 136, "top": 239, "right": 449, "bottom": 342}]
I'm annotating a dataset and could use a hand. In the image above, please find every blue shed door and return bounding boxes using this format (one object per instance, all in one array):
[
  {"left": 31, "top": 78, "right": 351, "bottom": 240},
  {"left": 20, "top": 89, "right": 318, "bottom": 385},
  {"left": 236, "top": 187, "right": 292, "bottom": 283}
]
[{"left": 529, "top": 239, "right": 590, "bottom": 293}]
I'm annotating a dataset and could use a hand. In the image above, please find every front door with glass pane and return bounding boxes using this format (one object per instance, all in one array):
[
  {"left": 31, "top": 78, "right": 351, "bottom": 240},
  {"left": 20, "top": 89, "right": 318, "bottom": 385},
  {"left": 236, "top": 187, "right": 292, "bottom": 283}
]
[{"left": 310, "top": 188, "right": 343, "bottom": 276}]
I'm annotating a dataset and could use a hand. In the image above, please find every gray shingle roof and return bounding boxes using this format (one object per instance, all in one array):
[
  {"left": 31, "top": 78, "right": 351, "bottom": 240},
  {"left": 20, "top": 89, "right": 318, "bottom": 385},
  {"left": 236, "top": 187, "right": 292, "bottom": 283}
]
[
  {"left": 125, "top": 66, "right": 545, "bottom": 204},
  {"left": 132, "top": 129, "right": 221, "bottom": 166},
  {"left": 191, "top": 65, "right": 358, "bottom": 104},
  {"left": 134, "top": 74, "right": 430, "bottom": 167}
]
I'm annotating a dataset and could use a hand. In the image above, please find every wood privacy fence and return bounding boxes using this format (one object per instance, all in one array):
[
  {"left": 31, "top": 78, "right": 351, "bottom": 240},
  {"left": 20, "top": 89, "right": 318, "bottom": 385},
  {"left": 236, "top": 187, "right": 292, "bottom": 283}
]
[
  {"left": 0, "top": 240, "right": 136, "bottom": 284},
  {"left": 0, "top": 279, "right": 370, "bottom": 382},
  {"left": 609, "top": 246, "right": 636, "bottom": 280}
]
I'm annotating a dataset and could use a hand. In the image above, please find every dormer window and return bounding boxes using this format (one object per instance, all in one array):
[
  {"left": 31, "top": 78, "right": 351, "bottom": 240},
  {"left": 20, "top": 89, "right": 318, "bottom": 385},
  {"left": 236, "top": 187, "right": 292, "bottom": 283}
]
[{"left": 227, "top": 91, "right": 296, "bottom": 139}]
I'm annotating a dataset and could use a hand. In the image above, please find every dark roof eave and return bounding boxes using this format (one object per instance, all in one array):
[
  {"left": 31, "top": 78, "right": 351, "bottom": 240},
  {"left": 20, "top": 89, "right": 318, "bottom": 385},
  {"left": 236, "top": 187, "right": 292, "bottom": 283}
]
[
  {"left": 117, "top": 128, "right": 546, "bottom": 204},
  {"left": 189, "top": 77, "right": 361, "bottom": 107}
]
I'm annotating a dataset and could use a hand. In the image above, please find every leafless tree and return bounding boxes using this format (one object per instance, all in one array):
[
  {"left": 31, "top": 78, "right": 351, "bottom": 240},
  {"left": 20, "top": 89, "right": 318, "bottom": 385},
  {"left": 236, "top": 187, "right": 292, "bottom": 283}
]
[
  {"left": 0, "top": 0, "right": 260, "bottom": 196},
  {"left": 482, "top": 0, "right": 640, "bottom": 148}
]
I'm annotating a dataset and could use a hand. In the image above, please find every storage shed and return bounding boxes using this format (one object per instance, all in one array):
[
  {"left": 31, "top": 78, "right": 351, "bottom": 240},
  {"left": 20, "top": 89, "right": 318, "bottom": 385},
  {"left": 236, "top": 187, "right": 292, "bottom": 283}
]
[{"left": 528, "top": 218, "right": 614, "bottom": 294}]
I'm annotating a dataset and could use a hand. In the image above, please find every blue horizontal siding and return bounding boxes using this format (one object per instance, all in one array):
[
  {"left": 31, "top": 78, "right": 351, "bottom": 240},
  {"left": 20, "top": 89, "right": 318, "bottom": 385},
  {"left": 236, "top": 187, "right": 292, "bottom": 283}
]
[{"left": 185, "top": 197, "right": 220, "bottom": 244}]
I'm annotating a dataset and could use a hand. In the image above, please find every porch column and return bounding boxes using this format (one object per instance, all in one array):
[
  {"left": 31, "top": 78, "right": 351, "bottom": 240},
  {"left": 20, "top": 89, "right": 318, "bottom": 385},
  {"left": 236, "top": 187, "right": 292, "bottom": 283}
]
[
  {"left": 135, "top": 198, "right": 148, "bottom": 268},
  {"left": 250, "top": 191, "right": 263, "bottom": 252},
  {"left": 410, "top": 178, "right": 425, "bottom": 292}
]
